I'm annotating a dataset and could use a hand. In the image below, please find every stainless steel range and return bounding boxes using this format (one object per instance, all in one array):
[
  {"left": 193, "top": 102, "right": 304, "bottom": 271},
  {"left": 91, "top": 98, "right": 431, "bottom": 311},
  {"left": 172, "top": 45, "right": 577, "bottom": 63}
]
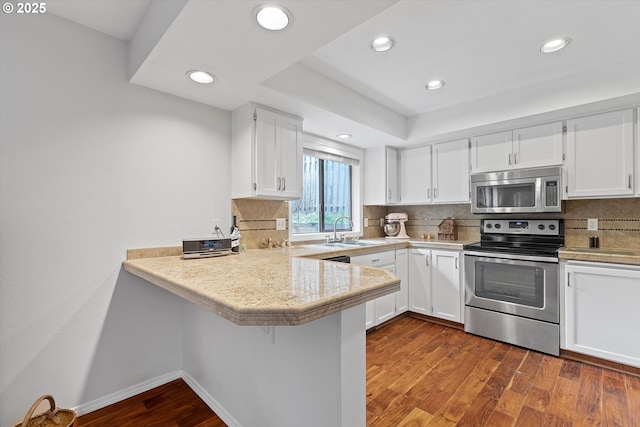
[{"left": 464, "top": 219, "right": 564, "bottom": 356}]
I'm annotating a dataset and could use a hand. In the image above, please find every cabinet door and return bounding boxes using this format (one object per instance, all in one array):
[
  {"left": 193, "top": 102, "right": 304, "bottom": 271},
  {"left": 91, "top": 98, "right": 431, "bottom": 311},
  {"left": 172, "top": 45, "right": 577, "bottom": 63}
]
[
  {"left": 365, "top": 300, "right": 375, "bottom": 330},
  {"left": 278, "top": 114, "right": 302, "bottom": 199},
  {"left": 565, "top": 264, "right": 640, "bottom": 368},
  {"left": 375, "top": 264, "right": 397, "bottom": 325},
  {"left": 513, "top": 122, "right": 563, "bottom": 169},
  {"left": 432, "top": 139, "right": 469, "bottom": 203},
  {"left": 409, "top": 249, "right": 431, "bottom": 315},
  {"left": 352, "top": 251, "right": 396, "bottom": 328},
  {"left": 430, "top": 250, "right": 461, "bottom": 323},
  {"left": 470, "top": 131, "right": 512, "bottom": 173},
  {"left": 255, "top": 108, "right": 281, "bottom": 197},
  {"left": 364, "top": 147, "right": 398, "bottom": 205},
  {"left": 566, "top": 109, "right": 634, "bottom": 198},
  {"left": 400, "top": 146, "right": 432, "bottom": 204},
  {"left": 395, "top": 249, "right": 409, "bottom": 314},
  {"left": 386, "top": 147, "right": 400, "bottom": 204}
]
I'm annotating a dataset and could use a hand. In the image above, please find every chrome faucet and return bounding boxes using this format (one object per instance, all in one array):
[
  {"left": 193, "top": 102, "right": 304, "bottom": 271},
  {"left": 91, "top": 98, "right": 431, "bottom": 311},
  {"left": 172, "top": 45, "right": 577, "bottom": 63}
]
[{"left": 331, "top": 216, "right": 353, "bottom": 243}]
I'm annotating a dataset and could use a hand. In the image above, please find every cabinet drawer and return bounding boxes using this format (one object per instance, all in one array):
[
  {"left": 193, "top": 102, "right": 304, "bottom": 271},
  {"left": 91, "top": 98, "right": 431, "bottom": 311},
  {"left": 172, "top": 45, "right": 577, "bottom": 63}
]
[{"left": 351, "top": 250, "right": 395, "bottom": 267}]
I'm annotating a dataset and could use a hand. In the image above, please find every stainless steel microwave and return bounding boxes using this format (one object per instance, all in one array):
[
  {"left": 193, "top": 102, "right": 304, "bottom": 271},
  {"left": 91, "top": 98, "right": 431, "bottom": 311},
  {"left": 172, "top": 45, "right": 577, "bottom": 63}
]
[{"left": 471, "top": 166, "right": 562, "bottom": 214}]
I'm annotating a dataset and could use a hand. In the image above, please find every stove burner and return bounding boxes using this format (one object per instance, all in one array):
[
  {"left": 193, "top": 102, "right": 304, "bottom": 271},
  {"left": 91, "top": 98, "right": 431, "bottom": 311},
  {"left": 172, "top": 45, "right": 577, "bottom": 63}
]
[{"left": 464, "top": 218, "right": 564, "bottom": 258}]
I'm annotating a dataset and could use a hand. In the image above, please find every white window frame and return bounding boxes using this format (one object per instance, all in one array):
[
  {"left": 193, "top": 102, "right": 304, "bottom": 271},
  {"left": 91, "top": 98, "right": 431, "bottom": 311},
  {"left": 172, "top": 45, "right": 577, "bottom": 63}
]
[{"left": 289, "top": 134, "right": 363, "bottom": 243}]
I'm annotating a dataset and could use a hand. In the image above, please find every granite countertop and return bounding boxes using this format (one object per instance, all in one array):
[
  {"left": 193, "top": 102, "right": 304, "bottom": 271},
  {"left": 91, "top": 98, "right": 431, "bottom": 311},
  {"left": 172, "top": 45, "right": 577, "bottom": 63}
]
[
  {"left": 122, "top": 244, "right": 401, "bottom": 326},
  {"left": 559, "top": 247, "right": 640, "bottom": 266},
  {"left": 123, "top": 239, "right": 474, "bottom": 326}
]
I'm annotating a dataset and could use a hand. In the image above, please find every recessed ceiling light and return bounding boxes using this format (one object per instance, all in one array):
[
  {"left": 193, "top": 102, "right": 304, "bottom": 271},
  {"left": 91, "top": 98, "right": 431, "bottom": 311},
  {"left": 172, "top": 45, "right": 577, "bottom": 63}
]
[
  {"left": 336, "top": 134, "right": 352, "bottom": 140},
  {"left": 370, "top": 36, "right": 395, "bottom": 52},
  {"left": 255, "top": 5, "right": 292, "bottom": 31},
  {"left": 426, "top": 80, "right": 445, "bottom": 90},
  {"left": 186, "top": 70, "right": 216, "bottom": 84},
  {"left": 540, "top": 37, "right": 572, "bottom": 53}
]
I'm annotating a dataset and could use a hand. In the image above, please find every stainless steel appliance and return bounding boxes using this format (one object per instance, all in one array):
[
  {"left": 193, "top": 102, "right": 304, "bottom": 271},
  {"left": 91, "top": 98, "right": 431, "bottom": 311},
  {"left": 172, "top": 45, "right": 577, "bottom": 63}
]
[
  {"left": 182, "top": 237, "right": 232, "bottom": 259},
  {"left": 464, "top": 219, "right": 564, "bottom": 355},
  {"left": 471, "top": 166, "right": 562, "bottom": 214}
]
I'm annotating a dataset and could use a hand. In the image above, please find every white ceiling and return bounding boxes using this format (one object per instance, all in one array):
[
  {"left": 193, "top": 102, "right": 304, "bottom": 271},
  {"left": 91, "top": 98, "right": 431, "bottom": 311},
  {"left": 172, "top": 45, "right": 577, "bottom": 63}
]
[{"left": 47, "top": 0, "right": 640, "bottom": 148}]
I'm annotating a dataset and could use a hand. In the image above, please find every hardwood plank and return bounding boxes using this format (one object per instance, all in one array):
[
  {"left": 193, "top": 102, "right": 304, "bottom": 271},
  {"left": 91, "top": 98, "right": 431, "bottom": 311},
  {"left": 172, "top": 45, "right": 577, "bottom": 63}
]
[
  {"left": 559, "top": 358, "right": 583, "bottom": 382},
  {"left": 543, "top": 376, "right": 580, "bottom": 426},
  {"left": 573, "top": 363, "right": 603, "bottom": 426},
  {"left": 397, "top": 407, "right": 434, "bottom": 427},
  {"left": 515, "top": 405, "right": 546, "bottom": 426},
  {"left": 424, "top": 349, "right": 501, "bottom": 426},
  {"left": 484, "top": 409, "right": 515, "bottom": 427},
  {"left": 602, "top": 369, "right": 632, "bottom": 427},
  {"left": 626, "top": 374, "right": 640, "bottom": 427}
]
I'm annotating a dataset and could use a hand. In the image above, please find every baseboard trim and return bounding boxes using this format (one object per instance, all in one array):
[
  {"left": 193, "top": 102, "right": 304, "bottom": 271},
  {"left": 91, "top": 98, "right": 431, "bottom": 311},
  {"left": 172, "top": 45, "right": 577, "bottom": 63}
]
[
  {"left": 560, "top": 349, "right": 640, "bottom": 377},
  {"left": 407, "top": 312, "right": 464, "bottom": 330},
  {"left": 182, "top": 372, "right": 242, "bottom": 427},
  {"left": 72, "top": 370, "right": 182, "bottom": 416}
]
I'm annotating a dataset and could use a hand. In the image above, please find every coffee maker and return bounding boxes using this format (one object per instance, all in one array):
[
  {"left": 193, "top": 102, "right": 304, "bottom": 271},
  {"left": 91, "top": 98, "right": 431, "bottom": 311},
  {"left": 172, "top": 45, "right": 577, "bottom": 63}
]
[{"left": 384, "top": 213, "right": 409, "bottom": 239}]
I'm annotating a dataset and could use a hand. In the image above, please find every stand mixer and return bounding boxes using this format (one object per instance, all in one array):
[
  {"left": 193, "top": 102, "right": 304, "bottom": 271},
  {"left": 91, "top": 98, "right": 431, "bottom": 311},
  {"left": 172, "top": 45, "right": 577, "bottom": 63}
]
[{"left": 384, "top": 213, "right": 409, "bottom": 239}]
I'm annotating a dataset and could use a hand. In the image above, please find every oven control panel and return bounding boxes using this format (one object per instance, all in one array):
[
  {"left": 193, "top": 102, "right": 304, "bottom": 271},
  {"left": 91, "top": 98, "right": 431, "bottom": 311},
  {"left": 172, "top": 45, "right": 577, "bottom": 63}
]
[{"left": 482, "top": 219, "right": 561, "bottom": 235}]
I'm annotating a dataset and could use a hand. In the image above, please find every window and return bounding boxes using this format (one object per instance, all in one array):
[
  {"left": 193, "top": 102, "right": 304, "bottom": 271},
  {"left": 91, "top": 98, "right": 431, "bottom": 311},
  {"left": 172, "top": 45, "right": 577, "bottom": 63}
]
[
  {"left": 291, "top": 154, "right": 352, "bottom": 233},
  {"left": 290, "top": 136, "right": 362, "bottom": 241}
]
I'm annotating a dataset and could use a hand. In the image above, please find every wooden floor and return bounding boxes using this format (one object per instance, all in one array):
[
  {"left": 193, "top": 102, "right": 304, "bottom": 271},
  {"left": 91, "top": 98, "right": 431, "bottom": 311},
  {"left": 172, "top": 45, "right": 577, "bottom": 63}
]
[
  {"left": 367, "top": 317, "right": 639, "bottom": 427},
  {"left": 76, "top": 316, "right": 639, "bottom": 426},
  {"left": 74, "top": 379, "right": 225, "bottom": 427}
]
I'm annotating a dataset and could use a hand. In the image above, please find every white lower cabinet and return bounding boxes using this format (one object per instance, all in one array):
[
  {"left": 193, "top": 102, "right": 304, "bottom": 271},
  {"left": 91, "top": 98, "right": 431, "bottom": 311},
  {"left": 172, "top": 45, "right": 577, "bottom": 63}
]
[
  {"left": 409, "top": 248, "right": 463, "bottom": 323},
  {"left": 352, "top": 249, "right": 408, "bottom": 329},
  {"left": 564, "top": 262, "right": 640, "bottom": 368},
  {"left": 395, "top": 249, "right": 409, "bottom": 314}
]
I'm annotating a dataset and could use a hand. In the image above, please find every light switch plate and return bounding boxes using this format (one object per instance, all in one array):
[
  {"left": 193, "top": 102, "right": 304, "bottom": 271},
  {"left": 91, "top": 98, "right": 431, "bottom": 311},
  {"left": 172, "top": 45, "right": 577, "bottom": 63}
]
[
  {"left": 587, "top": 218, "right": 598, "bottom": 231},
  {"left": 276, "top": 218, "right": 286, "bottom": 230},
  {"left": 364, "top": 218, "right": 369, "bottom": 227},
  {"left": 379, "top": 218, "right": 384, "bottom": 227}
]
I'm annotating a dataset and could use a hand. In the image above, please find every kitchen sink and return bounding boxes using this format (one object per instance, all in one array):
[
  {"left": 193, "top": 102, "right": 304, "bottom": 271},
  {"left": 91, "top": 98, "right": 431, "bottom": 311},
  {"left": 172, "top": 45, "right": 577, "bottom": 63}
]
[
  {"left": 309, "top": 240, "right": 387, "bottom": 249},
  {"left": 336, "top": 240, "right": 386, "bottom": 247}
]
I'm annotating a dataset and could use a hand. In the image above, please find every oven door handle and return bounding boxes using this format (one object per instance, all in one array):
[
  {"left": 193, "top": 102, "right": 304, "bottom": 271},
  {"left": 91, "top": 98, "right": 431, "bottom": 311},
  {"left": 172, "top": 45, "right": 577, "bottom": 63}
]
[{"left": 464, "top": 251, "right": 558, "bottom": 263}]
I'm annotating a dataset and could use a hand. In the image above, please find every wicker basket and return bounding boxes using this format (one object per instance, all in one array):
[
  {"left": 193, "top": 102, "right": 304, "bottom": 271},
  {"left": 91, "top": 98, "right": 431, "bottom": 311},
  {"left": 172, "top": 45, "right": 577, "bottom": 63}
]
[{"left": 13, "top": 395, "right": 76, "bottom": 427}]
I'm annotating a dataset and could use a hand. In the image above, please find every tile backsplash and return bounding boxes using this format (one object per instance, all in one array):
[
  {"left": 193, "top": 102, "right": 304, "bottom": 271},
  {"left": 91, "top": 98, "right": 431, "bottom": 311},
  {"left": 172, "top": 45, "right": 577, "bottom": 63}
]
[
  {"left": 231, "top": 199, "right": 289, "bottom": 249},
  {"left": 233, "top": 198, "right": 640, "bottom": 250},
  {"left": 366, "top": 198, "right": 640, "bottom": 249}
]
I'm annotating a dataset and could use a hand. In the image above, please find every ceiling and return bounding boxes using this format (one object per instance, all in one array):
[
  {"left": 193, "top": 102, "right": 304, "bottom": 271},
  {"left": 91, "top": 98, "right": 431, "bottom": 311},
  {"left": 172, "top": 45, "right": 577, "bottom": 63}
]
[{"left": 47, "top": 0, "right": 640, "bottom": 148}]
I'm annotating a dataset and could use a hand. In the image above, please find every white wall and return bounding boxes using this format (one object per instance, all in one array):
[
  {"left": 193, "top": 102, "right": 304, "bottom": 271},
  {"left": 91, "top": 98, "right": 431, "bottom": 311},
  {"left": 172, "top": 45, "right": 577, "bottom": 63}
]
[
  {"left": 0, "top": 12, "right": 231, "bottom": 425},
  {"left": 182, "top": 302, "right": 357, "bottom": 427}
]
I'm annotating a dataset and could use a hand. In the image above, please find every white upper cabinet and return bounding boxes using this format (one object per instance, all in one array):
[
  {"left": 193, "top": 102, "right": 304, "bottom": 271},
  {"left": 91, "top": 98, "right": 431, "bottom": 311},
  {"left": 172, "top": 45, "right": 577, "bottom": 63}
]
[
  {"left": 565, "top": 109, "right": 635, "bottom": 198},
  {"left": 637, "top": 108, "right": 640, "bottom": 196},
  {"left": 399, "top": 139, "right": 469, "bottom": 205},
  {"left": 400, "top": 146, "right": 432, "bottom": 204},
  {"left": 470, "top": 122, "right": 563, "bottom": 173},
  {"left": 470, "top": 130, "right": 512, "bottom": 173},
  {"left": 232, "top": 104, "right": 303, "bottom": 200},
  {"left": 432, "top": 139, "right": 470, "bottom": 203},
  {"left": 364, "top": 146, "right": 399, "bottom": 205},
  {"left": 513, "top": 122, "right": 564, "bottom": 169}
]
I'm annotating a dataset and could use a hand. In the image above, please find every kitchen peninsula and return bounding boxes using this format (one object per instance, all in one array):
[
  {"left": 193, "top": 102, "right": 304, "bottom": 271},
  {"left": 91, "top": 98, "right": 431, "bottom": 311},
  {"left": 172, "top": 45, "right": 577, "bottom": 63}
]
[{"left": 123, "top": 244, "right": 401, "bottom": 427}]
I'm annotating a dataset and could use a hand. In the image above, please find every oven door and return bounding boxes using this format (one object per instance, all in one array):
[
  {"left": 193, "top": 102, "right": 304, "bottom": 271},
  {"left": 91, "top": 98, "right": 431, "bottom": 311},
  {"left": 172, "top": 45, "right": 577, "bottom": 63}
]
[{"left": 464, "top": 252, "right": 559, "bottom": 323}]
